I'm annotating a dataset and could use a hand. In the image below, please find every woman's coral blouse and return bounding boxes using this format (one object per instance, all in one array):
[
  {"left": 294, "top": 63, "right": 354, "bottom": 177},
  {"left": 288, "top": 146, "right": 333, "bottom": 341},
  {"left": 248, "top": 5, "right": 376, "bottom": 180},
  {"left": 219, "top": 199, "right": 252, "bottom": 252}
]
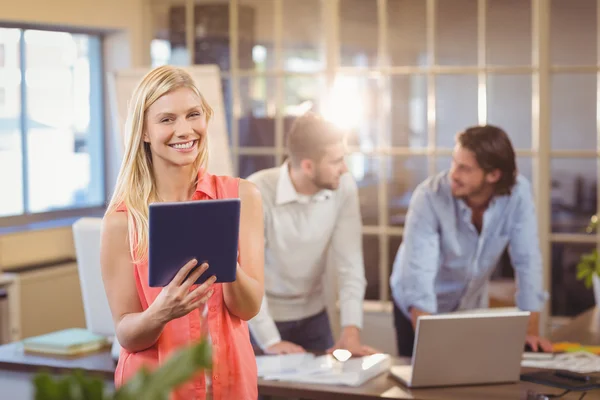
[{"left": 114, "top": 171, "right": 258, "bottom": 400}]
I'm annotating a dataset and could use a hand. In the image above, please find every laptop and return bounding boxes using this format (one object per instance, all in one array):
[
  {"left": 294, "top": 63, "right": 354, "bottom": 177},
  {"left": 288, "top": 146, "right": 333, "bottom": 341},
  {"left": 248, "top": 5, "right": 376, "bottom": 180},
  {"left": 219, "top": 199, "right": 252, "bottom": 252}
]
[{"left": 390, "top": 310, "right": 530, "bottom": 388}]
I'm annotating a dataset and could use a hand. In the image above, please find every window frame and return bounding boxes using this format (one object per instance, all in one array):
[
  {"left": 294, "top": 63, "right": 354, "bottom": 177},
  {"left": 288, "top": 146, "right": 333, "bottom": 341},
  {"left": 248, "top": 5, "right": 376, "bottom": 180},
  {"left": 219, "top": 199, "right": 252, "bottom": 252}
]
[{"left": 0, "top": 23, "right": 109, "bottom": 228}]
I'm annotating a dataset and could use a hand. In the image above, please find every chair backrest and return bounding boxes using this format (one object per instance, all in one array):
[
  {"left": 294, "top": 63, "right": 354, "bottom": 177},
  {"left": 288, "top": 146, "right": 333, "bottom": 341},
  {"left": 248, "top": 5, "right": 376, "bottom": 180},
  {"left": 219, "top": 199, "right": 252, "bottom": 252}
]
[{"left": 72, "top": 217, "right": 115, "bottom": 337}]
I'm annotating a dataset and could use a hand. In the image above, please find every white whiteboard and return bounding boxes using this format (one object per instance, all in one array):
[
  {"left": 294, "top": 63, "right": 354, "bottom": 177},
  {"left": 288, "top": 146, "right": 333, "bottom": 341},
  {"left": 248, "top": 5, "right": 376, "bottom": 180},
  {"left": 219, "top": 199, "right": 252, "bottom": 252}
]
[{"left": 107, "top": 65, "right": 233, "bottom": 176}]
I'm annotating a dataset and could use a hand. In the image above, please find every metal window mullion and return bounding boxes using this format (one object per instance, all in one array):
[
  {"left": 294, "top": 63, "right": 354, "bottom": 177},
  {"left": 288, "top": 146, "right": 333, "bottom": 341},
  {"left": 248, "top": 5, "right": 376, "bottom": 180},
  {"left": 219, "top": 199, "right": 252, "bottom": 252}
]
[
  {"left": 234, "top": 70, "right": 323, "bottom": 77},
  {"left": 380, "top": 147, "right": 431, "bottom": 156},
  {"left": 596, "top": 0, "right": 600, "bottom": 259},
  {"left": 185, "top": 0, "right": 194, "bottom": 65},
  {"left": 550, "top": 150, "right": 599, "bottom": 158},
  {"left": 477, "top": 0, "right": 487, "bottom": 125},
  {"left": 19, "top": 30, "right": 29, "bottom": 213},
  {"left": 230, "top": 0, "right": 240, "bottom": 176},
  {"left": 140, "top": 0, "right": 154, "bottom": 67},
  {"left": 551, "top": 65, "right": 600, "bottom": 73},
  {"left": 339, "top": 65, "right": 536, "bottom": 74},
  {"left": 322, "top": 0, "right": 342, "bottom": 332},
  {"left": 426, "top": 0, "right": 437, "bottom": 177},
  {"left": 430, "top": 147, "right": 539, "bottom": 156},
  {"left": 377, "top": 0, "right": 389, "bottom": 302},
  {"left": 361, "top": 225, "right": 404, "bottom": 236},
  {"left": 89, "top": 36, "right": 105, "bottom": 206},
  {"left": 532, "top": 0, "right": 551, "bottom": 335},
  {"left": 325, "top": 0, "right": 340, "bottom": 107},
  {"left": 236, "top": 68, "right": 330, "bottom": 76},
  {"left": 274, "top": 0, "right": 284, "bottom": 165},
  {"left": 231, "top": 65, "right": 537, "bottom": 77},
  {"left": 550, "top": 233, "right": 598, "bottom": 244},
  {"left": 343, "top": 147, "right": 596, "bottom": 157},
  {"left": 237, "top": 147, "right": 281, "bottom": 156}
]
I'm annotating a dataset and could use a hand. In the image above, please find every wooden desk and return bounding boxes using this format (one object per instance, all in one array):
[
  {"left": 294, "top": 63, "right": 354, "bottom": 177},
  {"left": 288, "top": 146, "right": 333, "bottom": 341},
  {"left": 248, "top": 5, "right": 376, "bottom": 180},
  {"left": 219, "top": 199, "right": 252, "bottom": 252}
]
[
  {"left": 0, "top": 341, "right": 114, "bottom": 378},
  {"left": 0, "top": 273, "right": 19, "bottom": 343},
  {"left": 259, "top": 360, "right": 597, "bottom": 399},
  {"left": 0, "top": 341, "right": 115, "bottom": 399},
  {"left": 2, "top": 310, "right": 600, "bottom": 399}
]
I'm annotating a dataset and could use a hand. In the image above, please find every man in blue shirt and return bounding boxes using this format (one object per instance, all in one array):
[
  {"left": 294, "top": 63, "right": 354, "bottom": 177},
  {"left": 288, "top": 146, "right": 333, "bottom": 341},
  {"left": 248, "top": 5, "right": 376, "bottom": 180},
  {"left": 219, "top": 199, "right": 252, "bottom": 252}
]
[{"left": 390, "top": 125, "right": 552, "bottom": 357}]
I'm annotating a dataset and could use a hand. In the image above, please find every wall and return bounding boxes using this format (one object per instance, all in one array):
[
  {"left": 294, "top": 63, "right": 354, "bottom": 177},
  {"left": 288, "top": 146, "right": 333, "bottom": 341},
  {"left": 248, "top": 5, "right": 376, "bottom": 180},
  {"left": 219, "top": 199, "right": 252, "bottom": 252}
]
[{"left": 2, "top": 0, "right": 149, "bottom": 67}]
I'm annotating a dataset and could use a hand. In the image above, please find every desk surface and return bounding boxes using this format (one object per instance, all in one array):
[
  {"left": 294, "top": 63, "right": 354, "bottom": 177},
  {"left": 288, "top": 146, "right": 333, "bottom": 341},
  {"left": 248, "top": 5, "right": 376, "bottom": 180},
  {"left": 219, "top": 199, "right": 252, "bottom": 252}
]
[
  {"left": 1, "top": 310, "right": 600, "bottom": 400},
  {"left": 258, "top": 363, "right": 597, "bottom": 400},
  {"left": 0, "top": 341, "right": 114, "bottom": 378}
]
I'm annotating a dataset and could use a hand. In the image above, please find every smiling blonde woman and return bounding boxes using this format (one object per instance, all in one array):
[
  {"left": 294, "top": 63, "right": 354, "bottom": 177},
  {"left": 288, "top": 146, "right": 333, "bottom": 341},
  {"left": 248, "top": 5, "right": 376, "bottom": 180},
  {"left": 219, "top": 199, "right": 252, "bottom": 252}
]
[{"left": 100, "top": 65, "right": 264, "bottom": 400}]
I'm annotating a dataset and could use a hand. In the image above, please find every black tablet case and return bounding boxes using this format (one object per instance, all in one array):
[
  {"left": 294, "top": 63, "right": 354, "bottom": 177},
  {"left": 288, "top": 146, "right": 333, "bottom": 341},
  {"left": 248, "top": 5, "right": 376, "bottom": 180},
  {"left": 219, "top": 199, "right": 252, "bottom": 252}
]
[{"left": 148, "top": 198, "right": 240, "bottom": 287}]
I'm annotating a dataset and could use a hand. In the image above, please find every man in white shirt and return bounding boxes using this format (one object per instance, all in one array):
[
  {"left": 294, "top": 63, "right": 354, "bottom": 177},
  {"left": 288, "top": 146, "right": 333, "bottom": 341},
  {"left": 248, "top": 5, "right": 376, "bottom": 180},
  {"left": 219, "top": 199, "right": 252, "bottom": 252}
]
[{"left": 247, "top": 112, "right": 375, "bottom": 356}]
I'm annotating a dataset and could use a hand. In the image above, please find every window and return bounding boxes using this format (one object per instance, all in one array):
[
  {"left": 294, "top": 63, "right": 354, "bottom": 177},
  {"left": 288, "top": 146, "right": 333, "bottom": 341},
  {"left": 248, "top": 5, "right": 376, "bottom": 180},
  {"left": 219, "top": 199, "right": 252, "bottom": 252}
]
[
  {"left": 0, "top": 27, "right": 105, "bottom": 219},
  {"left": 148, "top": 0, "right": 600, "bottom": 316}
]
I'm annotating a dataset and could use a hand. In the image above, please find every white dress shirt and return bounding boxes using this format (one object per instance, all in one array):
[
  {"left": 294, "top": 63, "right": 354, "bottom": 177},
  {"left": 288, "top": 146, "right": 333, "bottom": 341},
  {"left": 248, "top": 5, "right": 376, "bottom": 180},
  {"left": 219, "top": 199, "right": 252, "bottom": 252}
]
[{"left": 247, "top": 162, "right": 367, "bottom": 350}]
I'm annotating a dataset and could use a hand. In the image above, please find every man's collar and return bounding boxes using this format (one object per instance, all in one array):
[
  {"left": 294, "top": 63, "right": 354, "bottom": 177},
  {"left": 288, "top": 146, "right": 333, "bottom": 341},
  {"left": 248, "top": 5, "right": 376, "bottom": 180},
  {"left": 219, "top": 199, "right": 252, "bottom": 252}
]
[
  {"left": 456, "top": 195, "right": 497, "bottom": 214},
  {"left": 275, "top": 162, "right": 298, "bottom": 205},
  {"left": 275, "top": 162, "right": 332, "bottom": 205}
]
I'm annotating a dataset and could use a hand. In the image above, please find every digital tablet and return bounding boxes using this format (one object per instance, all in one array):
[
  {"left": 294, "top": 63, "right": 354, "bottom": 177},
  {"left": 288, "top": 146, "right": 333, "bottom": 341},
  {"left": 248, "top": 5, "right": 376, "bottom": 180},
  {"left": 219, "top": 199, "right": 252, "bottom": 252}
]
[{"left": 148, "top": 198, "right": 240, "bottom": 287}]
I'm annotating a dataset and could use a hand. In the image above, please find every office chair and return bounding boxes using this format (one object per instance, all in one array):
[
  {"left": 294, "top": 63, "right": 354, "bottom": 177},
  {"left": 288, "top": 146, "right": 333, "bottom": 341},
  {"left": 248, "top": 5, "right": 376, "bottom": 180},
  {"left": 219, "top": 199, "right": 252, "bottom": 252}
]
[{"left": 72, "top": 217, "right": 121, "bottom": 360}]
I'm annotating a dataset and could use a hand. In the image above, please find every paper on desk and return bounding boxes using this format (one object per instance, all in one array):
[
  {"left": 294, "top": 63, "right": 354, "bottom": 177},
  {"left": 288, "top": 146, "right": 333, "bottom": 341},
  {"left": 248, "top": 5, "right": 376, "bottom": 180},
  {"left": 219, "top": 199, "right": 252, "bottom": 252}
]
[
  {"left": 256, "top": 353, "right": 330, "bottom": 377},
  {"left": 521, "top": 351, "right": 600, "bottom": 373},
  {"left": 256, "top": 353, "right": 392, "bottom": 387}
]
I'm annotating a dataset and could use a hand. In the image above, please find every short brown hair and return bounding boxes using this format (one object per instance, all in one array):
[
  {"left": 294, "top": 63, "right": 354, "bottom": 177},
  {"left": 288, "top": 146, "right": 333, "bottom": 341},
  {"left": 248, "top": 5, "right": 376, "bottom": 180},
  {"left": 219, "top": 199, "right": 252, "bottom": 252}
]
[
  {"left": 286, "top": 112, "right": 345, "bottom": 167},
  {"left": 456, "top": 125, "right": 517, "bottom": 195}
]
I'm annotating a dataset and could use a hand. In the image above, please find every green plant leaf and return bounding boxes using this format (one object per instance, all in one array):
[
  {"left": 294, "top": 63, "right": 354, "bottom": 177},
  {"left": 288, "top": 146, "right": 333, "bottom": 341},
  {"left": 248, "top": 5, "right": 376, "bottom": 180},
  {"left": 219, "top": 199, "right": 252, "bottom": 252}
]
[
  {"left": 576, "top": 248, "right": 599, "bottom": 285},
  {"left": 577, "top": 268, "right": 590, "bottom": 281},
  {"left": 579, "top": 272, "right": 591, "bottom": 282},
  {"left": 586, "top": 214, "right": 598, "bottom": 233},
  {"left": 34, "top": 369, "right": 110, "bottom": 400},
  {"left": 34, "top": 339, "right": 211, "bottom": 400},
  {"left": 116, "top": 339, "right": 212, "bottom": 400},
  {"left": 586, "top": 274, "right": 594, "bottom": 289},
  {"left": 581, "top": 254, "right": 596, "bottom": 264},
  {"left": 114, "top": 367, "right": 152, "bottom": 400},
  {"left": 34, "top": 373, "right": 60, "bottom": 400}
]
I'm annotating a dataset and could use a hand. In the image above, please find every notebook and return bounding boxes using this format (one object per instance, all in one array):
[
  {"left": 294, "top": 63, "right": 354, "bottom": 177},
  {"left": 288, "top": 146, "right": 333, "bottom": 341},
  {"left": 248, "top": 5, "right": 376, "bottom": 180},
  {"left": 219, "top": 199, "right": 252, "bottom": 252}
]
[{"left": 22, "top": 328, "right": 109, "bottom": 356}]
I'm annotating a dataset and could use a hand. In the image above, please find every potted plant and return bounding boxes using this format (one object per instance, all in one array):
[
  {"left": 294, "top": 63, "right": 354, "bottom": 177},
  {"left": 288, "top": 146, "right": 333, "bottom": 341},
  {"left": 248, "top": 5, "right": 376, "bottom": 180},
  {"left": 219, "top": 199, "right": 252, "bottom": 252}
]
[
  {"left": 576, "top": 214, "right": 600, "bottom": 303},
  {"left": 32, "top": 339, "right": 211, "bottom": 400}
]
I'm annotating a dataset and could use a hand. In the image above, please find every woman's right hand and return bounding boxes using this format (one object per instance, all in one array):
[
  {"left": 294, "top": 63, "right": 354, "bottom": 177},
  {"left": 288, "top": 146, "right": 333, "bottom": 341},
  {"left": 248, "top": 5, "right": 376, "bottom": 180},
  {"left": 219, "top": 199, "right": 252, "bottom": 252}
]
[{"left": 149, "top": 259, "right": 217, "bottom": 325}]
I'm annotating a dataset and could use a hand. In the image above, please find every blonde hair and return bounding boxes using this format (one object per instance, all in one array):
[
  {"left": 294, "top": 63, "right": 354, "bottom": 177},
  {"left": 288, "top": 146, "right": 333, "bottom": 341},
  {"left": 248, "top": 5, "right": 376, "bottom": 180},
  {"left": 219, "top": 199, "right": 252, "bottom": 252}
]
[
  {"left": 286, "top": 112, "right": 345, "bottom": 167},
  {"left": 106, "top": 65, "right": 214, "bottom": 263}
]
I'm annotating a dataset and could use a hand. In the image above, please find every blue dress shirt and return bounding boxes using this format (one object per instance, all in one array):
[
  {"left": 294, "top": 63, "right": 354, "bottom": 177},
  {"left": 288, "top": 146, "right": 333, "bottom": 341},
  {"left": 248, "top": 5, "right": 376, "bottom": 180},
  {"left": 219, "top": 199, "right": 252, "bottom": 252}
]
[{"left": 390, "top": 171, "right": 547, "bottom": 317}]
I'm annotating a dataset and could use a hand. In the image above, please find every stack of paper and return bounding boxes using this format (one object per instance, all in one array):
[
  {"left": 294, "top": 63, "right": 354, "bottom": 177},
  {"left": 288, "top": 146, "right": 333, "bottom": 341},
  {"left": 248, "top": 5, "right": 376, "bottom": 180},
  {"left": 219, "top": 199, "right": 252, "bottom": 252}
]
[
  {"left": 521, "top": 351, "right": 600, "bottom": 373},
  {"left": 256, "top": 353, "right": 392, "bottom": 386}
]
